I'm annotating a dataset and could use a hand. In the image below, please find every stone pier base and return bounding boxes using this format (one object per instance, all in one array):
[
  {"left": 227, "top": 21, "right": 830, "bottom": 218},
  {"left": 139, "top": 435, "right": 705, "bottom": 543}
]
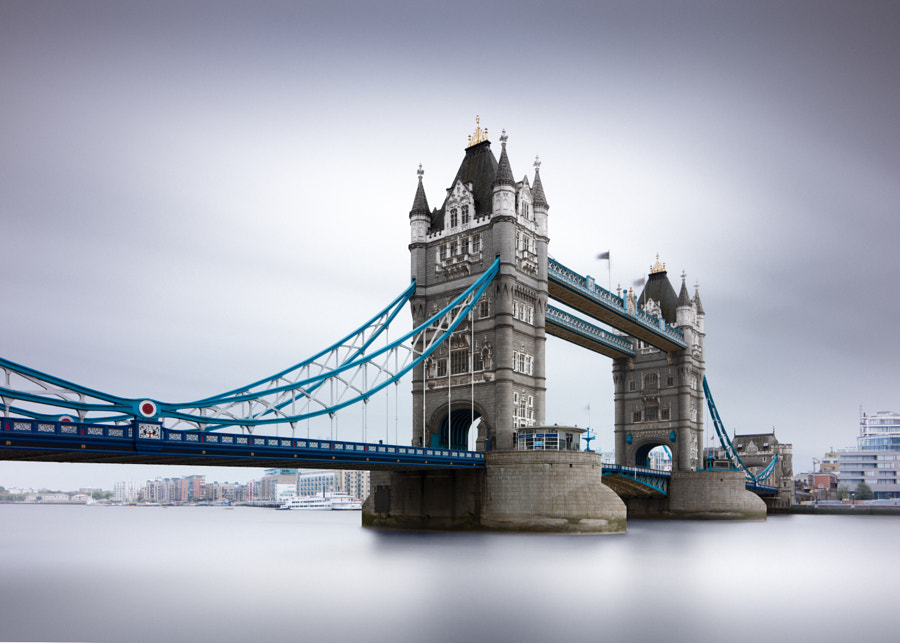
[
  {"left": 666, "top": 470, "right": 767, "bottom": 520},
  {"left": 481, "top": 451, "right": 626, "bottom": 533},
  {"left": 362, "top": 451, "right": 626, "bottom": 533}
]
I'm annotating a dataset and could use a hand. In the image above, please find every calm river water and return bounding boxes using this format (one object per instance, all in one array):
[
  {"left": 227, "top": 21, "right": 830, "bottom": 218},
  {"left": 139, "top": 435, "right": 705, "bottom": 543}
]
[{"left": 1, "top": 505, "right": 897, "bottom": 642}]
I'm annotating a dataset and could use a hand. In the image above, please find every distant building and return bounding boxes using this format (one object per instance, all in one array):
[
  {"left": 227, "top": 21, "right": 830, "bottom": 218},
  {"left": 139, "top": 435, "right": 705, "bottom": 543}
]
[
  {"left": 857, "top": 410, "right": 900, "bottom": 451},
  {"left": 259, "top": 469, "right": 299, "bottom": 503},
  {"left": 113, "top": 481, "right": 142, "bottom": 503},
  {"left": 338, "top": 470, "right": 370, "bottom": 500},
  {"left": 703, "top": 431, "right": 793, "bottom": 507},
  {"left": 821, "top": 450, "right": 840, "bottom": 474},
  {"left": 298, "top": 470, "right": 338, "bottom": 496},
  {"left": 838, "top": 410, "right": 900, "bottom": 499},
  {"left": 838, "top": 451, "right": 900, "bottom": 498}
]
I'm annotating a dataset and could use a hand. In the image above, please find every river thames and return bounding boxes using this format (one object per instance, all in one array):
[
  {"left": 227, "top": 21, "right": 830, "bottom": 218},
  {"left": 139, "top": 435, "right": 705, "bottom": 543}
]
[{"left": 1, "top": 505, "right": 897, "bottom": 642}]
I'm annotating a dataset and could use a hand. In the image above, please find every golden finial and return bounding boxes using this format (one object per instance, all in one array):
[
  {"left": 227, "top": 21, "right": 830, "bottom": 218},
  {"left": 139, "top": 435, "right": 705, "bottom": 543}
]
[
  {"left": 650, "top": 253, "right": 666, "bottom": 274},
  {"left": 467, "top": 115, "right": 488, "bottom": 147}
]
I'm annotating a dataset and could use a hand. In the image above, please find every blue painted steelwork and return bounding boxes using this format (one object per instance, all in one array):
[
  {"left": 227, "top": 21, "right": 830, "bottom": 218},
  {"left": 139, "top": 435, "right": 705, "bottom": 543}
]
[
  {"left": 547, "top": 258, "right": 685, "bottom": 351},
  {"left": 745, "top": 481, "right": 778, "bottom": 496},
  {"left": 545, "top": 305, "right": 635, "bottom": 357},
  {"left": 0, "top": 258, "right": 500, "bottom": 432},
  {"left": 702, "top": 376, "right": 778, "bottom": 484},
  {"left": 0, "top": 417, "right": 485, "bottom": 470},
  {"left": 602, "top": 463, "right": 670, "bottom": 495}
]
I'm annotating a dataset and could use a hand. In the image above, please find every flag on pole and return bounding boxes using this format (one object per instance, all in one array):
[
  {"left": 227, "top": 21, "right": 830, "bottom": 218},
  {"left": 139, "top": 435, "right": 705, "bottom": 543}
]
[
  {"left": 632, "top": 277, "right": 646, "bottom": 287},
  {"left": 597, "top": 251, "right": 610, "bottom": 260}
]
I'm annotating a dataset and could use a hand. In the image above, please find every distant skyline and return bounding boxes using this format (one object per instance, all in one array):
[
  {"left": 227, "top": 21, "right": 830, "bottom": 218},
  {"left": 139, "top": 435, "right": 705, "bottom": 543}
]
[{"left": 2, "top": 1, "right": 899, "bottom": 488}]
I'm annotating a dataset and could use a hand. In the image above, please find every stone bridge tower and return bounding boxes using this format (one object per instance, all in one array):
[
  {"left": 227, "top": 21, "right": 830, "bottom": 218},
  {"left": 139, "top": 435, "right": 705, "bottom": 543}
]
[
  {"left": 408, "top": 122, "right": 548, "bottom": 452},
  {"left": 612, "top": 259, "right": 706, "bottom": 471}
]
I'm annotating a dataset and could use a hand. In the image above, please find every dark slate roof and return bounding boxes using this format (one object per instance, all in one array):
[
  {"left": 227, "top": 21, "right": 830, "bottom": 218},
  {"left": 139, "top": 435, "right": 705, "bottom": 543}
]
[
  {"left": 409, "top": 168, "right": 430, "bottom": 218},
  {"left": 432, "top": 140, "right": 498, "bottom": 229},
  {"left": 637, "top": 270, "right": 679, "bottom": 324},
  {"left": 532, "top": 163, "right": 549, "bottom": 209}
]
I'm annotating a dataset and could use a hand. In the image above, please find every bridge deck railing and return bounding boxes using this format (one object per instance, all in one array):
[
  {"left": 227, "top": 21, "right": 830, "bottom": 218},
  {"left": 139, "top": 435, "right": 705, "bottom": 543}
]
[
  {"left": 547, "top": 258, "right": 686, "bottom": 347},
  {"left": 1, "top": 417, "right": 485, "bottom": 468}
]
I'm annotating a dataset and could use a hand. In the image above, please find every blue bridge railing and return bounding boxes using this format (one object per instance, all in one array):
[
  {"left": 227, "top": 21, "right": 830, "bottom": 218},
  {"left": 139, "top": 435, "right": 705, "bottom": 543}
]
[
  {"left": 545, "top": 305, "right": 635, "bottom": 357},
  {"left": 603, "top": 463, "right": 671, "bottom": 495},
  {"left": 0, "top": 417, "right": 485, "bottom": 470},
  {"left": 547, "top": 258, "right": 686, "bottom": 350}
]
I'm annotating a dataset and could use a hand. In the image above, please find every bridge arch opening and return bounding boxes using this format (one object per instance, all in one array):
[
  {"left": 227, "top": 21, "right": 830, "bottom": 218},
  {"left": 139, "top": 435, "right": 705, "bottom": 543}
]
[
  {"left": 436, "top": 408, "right": 483, "bottom": 450},
  {"left": 635, "top": 443, "right": 673, "bottom": 471}
]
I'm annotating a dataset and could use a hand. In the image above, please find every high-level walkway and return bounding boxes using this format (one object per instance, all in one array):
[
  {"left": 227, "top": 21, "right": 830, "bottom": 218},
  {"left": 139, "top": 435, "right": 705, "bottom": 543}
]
[{"left": 547, "top": 258, "right": 686, "bottom": 353}]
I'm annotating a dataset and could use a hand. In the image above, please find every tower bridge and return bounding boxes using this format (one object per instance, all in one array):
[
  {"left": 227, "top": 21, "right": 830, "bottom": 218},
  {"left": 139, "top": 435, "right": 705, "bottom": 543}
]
[{"left": 0, "top": 121, "right": 791, "bottom": 530}]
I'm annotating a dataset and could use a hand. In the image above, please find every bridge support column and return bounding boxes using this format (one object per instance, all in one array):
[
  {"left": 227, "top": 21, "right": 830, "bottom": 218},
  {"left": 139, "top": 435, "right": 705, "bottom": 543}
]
[
  {"left": 362, "top": 469, "right": 483, "bottom": 531},
  {"left": 363, "top": 451, "right": 626, "bottom": 533},
  {"left": 666, "top": 470, "right": 766, "bottom": 520}
]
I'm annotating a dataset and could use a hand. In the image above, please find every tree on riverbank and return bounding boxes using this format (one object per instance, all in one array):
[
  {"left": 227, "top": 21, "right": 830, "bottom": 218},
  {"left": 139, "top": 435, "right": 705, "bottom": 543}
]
[{"left": 855, "top": 481, "right": 874, "bottom": 500}]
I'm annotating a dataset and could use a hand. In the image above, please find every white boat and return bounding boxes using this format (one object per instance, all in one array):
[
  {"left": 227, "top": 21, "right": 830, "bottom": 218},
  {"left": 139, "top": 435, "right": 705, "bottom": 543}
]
[{"left": 278, "top": 491, "right": 362, "bottom": 511}]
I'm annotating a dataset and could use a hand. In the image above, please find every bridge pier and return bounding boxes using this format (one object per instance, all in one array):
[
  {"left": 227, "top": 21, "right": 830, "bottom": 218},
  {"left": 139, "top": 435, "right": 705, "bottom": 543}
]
[
  {"left": 620, "top": 470, "right": 767, "bottom": 520},
  {"left": 363, "top": 451, "right": 626, "bottom": 533}
]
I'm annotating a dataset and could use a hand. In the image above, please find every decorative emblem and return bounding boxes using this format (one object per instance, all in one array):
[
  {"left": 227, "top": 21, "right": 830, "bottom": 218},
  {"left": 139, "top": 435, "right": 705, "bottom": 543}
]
[
  {"left": 138, "top": 423, "right": 161, "bottom": 440},
  {"left": 138, "top": 400, "right": 158, "bottom": 418}
]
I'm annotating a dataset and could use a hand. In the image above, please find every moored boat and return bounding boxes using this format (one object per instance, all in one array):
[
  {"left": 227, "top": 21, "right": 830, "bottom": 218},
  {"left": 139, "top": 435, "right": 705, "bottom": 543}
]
[{"left": 278, "top": 491, "right": 362, "bottom": 511}]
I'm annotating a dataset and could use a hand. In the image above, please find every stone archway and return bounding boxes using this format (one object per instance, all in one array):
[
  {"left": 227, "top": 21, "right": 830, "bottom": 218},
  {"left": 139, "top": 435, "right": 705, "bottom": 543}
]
[
  {"left": 634, "top": 441, "right": 675, "bottom": 470},
  {"left": 432, "top": 407, "right": 484, "bottom": 450}
]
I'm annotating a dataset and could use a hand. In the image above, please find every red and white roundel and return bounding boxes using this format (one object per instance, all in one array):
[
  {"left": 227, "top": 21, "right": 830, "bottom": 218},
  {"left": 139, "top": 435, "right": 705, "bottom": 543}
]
[
  {"left": 59, "top": 415, "right": 74, "bottom": 423},
  {"left": 138, "top": 400, "right": 158, "bottom": 417}
]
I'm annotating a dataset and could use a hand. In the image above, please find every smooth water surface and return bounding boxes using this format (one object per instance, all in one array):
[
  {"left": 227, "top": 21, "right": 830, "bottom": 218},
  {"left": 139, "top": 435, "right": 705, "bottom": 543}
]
[{"left": 1, "top": 505, "right": 897, "bottom": 642}]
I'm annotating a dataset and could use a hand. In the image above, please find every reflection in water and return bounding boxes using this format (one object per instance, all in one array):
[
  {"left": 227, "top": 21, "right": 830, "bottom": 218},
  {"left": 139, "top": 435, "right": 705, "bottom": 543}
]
[{"left": 1, "top": 505, "right": 898, "bottom": 642}]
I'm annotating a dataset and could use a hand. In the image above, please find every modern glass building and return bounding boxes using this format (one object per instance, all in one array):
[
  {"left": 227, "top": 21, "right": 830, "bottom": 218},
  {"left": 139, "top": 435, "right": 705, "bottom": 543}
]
[{"left": 838, "top": 411, "right": 900, "bottom": 499}]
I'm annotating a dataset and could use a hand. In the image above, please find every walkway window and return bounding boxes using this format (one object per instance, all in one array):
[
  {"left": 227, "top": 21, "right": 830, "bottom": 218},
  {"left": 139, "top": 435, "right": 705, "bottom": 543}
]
[{"left": 450, "top": 349, "right": 469, "bottom": 375}]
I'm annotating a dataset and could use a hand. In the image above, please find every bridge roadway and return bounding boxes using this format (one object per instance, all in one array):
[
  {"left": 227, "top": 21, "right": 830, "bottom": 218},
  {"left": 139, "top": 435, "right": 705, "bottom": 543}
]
[
  {"left": 547, "top": 258, "right": 687, "bottom": 354},
  {"left": 1, "top": 417, "right": 777, "bottom": 496},
  {"left": 0, "top": 417, "right": 484, "bottom": 472}
]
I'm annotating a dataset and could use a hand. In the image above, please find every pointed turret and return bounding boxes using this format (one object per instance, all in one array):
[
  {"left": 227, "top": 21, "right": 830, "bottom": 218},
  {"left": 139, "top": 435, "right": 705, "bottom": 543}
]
[
  {"left": 409, "top": 164, "right": 431, "bottom": 244},
  {"left": 532, "top": 156, "right": 549, "bottom": 210},
  {"left": 493, "top": 130, "right": 516, "bottom": 188},
  {"left": 492, "top": 130, "right": 517, "bottom": 221},
  {"left": 677, "top": 274, "right": 691, "bottom": 307},
  {"left": 693, "top": 282, "right": 705, "bottom": 335},
  {"left": 676, "top": 271, "right": 694, "bottom": 328},
  {"left": 693, "top": 284, "right": 705, "bottom": 316},
  {"left": 409, "top": 164, "right": 430, "bottom": 218}
]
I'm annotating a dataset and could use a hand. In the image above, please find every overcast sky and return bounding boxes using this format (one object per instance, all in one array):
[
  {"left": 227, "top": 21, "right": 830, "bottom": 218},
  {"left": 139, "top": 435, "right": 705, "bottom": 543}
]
[{"left": 2, "top": 1, "right": 898, "bottom": 490}]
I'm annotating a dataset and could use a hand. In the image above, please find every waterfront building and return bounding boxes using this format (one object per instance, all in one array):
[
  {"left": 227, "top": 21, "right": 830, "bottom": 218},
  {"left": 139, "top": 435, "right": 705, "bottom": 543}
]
[
  {"left": 838, "top": 410, "right": 900, "bottom": 499},
  {"left": 297, "top": 470, "right": 338, "bottom": 496},
  {"left": 704, "top": 431, "right": 793, "bottom": 488},
  {"left": 838, "top": 451, "right": 900, "bottom": 498},
  {"left": 205, "top": 481, "right": 246, "bottom": 503},
  {"left": 337, "top": 470, "right": 370, "bottom": 500},
  {"left": 259, "top": 469, "right": 298, "bottom": 503},
  {"left": 821, "top": 450, "right": 839, "bottom": 474},
  {"left": 857, "top": 410, "right": 900, "bottom": 451},
  {"left": 113, "top": 481, "right": 142, "bottom": 503}
]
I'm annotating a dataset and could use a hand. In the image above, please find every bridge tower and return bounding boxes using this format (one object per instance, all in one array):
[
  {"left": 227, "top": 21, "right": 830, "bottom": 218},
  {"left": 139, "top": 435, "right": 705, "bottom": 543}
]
[
  {"left": 612, "top": 259, "right": 706, "bottom": 471},
  {"left": 408, "top": 122, "right": 548, "bottom": 452}
]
